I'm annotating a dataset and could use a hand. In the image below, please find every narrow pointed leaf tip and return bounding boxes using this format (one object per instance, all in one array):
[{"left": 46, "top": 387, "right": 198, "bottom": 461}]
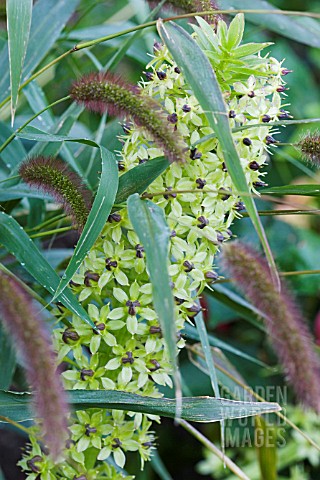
[
  {"left": 70, "top": 72, "right": 187, "bottom": 163},
  {"left": 222, "top": 241, "right": 320, "bottom": 413},
  {"left": 0, "top": 272, "right": 69, "bottom": 459},
  {"left": 146, "top": 0, "right": 219, "bottom": 24},
  {"left": 19, "top": 156, "right": 92, "bottom": 232}
]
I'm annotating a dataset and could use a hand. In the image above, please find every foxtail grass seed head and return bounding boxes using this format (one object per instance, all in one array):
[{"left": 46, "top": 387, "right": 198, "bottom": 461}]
[
  {"left": 298, "top": 132, "right": 320, "bottom": 166},
  {"left": 222, "top": 242, "right": 320, "bottom": 413},
  {"left": 19, "top": 157, "right": 92, "bottom": 232},
  {"left": 146, "top": 0, "right": 219, "bottom": 24},
  {"left": 0, "top": 272, "right": 69, "bottom": 459},
  {"left": 70, "top": 72, "right": 187, "bottom": 163}
]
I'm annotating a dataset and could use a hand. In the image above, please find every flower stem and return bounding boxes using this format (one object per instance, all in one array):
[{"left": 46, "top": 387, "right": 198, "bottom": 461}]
[
  {"left": 0, "top": 175, "right": 20, "bottom": 184},
  {"left": 29, "top": 226, "right": 73, "bottom": 239},
  {"left": 178, "top": 419, "right": 250, "bottom": 480},
  {"left": 0, "top": 415, "right": 31, "bottom": 435},
  {"left": 26, "top": 213, "right": 67, "bottom": 232}
]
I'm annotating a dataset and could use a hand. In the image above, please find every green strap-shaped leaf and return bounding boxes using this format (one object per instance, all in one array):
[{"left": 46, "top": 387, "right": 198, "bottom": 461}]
[
  {"left": 0, "top": 389, "right": 280, "bottom": 423},
  {"left": 188, "top": 344, "right": 253, "bottom": 402},
  {"left": 7, "top": 0, "right": 33, "bottom": 124},
  {"left": 150, "top": 450, "right": 173, "bottom": 480},
  {"left": 17, "top": 126, "right": 99, "bottom": 148},
  {"left": 194, "top": 311, "right": 220, "bottom": 398},
  {"left": 115, "top": 157, "right": 169, "bottom": 204},
  {"left": 256, "top": 415, "right": 278, "bottom": 480},
  {"left": 194, "top": 309, "right": 224, "bottom": 451},
  {"left": 53, "top": 147, "right": 119, "bottom": 299},
  {"left": 0, "top": 185, "right": 52, "bottom": 201},
  {"left": 261, "top": 184, "right": 320, "bottom": 197},
  {"left": 206, "top": 284, "right": 266, "bottom": 330},
  {"left": 127, "top": 194, "right": 180, "bottom": 399},
  {"left": 183, "top": 323, "right": 269, "bottom": 368},
  {"left": 0, "top": 121, "right": 27, "bottom": 172},
  {"left": 158, "top": 21, "right": 279, "bottom": 288},
  {"left": 0, "top": 212, "right": 94, "bottom": 328}
]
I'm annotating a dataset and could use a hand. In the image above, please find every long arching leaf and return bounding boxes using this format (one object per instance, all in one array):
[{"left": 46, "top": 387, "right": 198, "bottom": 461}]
[
  {"left": 0, "top": 389, "right": 281, "bottom": 423},
  {"left": 7, "top": 0, "right": 33, "bottom": 124}
]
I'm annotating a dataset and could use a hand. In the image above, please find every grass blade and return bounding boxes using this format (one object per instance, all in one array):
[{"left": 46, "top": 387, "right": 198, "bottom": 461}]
[
  {"left": 53, "top": 147, "right": 119, "bottom": 299},
  {"left": 194, "top": 309, "right": 224, "bottom": 453},
  {"left": 183, "top": 323, "right": 269, "bottom": 368},
  {"left": 115, "top": 157, "right": 169, "bottom": 204},
  {"left": 24, "top": 81, "right": 54, "bottom": 129},
  {"left": 158, "top": 20, "right": 279, "bottom": 289},
  {"left": 255, "top": 416, "right": 278, "bottom": 480},
  {"left": 0, "top": 185, "right": 52, "bottom": 201},
  {"left": 7, "top": 0, "right": 33, "bottom": 125},
  {"left": 188, "top": 343, "right": 320, "bottom": 453},
  {"left": 150, "top": 450, "right": 173, "bottom": 480},
  {"left": 17, "top": 126, "right": 99, "bottom": 148},
  {"left": 0, "top": 389, "right": 280, "bottom": 424},
  {"left": 127, "top": 194, "right": 181, "bottom": 407},
  {"left": 0, "top": 121, "right": 27, "bottom": 172},
  {"left": 189, "top": 344, "right": 254, "bottom": 401},
  {"left": 261, "top": 184, "right": 320, "bottom": 197},
  {"left": 0, "top": 212, "right": 94, "bottom": 327},
  {"left": 206, "top": 284, "right": 266, "bottom": 330},
  {"left": 194, "top": 311, "right": 220, "bottom": 398}
]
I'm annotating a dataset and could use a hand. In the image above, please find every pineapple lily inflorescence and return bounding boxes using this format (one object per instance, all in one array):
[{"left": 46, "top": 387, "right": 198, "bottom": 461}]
[{"left": 20, "top": 14, "right": 293, "bottom": 479}]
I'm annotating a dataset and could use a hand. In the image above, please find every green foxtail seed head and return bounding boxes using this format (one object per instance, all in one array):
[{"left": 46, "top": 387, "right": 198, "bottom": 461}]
[
  {"left": 70, "top": 72, "right": 187, "bottom": 163},
  {"left": 298, "top": 132, "right": 320, "bottom": 166},
  {"left": 19, "top": 156, "right": 92, "bottom": 232},
  {"left": 0, "top": 272, "right": 69, "bottom": 459},
  {"left": 222, "top": 241, "right": 320, "bottom": 413}
]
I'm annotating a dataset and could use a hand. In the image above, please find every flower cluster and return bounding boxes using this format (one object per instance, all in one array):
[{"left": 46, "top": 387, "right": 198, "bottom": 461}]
[{"left": 19, "top": 14, "right": 291, "bottom": 479}]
